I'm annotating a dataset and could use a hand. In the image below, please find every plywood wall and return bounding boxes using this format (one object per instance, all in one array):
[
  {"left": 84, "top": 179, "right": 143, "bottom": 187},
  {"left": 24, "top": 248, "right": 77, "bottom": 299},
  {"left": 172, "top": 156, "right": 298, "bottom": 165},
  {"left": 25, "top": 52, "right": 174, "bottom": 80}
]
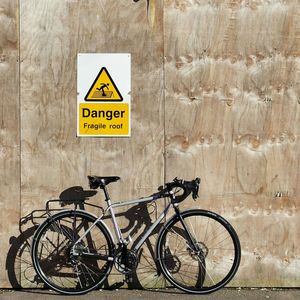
[
  {"left": 0, "top": 0, "right": 299, "bottom": 288},
  {"left": 164, "top": 0, "right": 300, "bottom": 286},
  {"left": 0, "top": 0, "right": 20, "bottom": 287},
  {"left": 19, "top": 0, "right": 164, "bottom": 288}
]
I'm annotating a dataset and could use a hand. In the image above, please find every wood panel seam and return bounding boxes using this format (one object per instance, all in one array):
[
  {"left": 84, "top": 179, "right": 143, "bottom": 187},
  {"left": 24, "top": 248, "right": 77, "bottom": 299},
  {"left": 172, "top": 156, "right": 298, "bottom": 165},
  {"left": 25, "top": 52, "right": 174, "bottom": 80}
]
[{"left": 17, "top": 0, "right": 21, "bottom": 287}]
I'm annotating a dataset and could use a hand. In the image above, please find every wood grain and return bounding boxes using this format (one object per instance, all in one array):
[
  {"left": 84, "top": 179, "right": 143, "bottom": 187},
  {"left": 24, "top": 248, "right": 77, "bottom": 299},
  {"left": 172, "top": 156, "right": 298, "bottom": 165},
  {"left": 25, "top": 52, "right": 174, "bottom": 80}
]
[
  {"left": 164, "top": 0, "right": 300, "bottom": 286},
  {"left": 0, "top": 0, "right": 20, "bottom": 287}
]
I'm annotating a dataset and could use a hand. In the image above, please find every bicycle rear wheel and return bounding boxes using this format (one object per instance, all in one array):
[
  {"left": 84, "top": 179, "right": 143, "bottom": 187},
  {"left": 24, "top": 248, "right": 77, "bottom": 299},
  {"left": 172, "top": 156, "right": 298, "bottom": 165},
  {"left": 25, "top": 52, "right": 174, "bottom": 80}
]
[
  {"left": 156, "top": 209, "right": 241, "bottom": 294},
  {"left": 31, "top": 210, "right": 114, "bottom": 295}
]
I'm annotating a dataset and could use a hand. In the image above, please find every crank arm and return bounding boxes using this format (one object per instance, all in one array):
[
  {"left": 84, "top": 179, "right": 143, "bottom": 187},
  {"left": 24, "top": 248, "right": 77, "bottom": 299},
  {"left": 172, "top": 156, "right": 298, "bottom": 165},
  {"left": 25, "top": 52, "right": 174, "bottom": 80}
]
[{"left": 81, "top": 252, "right": 114, "bottom": 262}]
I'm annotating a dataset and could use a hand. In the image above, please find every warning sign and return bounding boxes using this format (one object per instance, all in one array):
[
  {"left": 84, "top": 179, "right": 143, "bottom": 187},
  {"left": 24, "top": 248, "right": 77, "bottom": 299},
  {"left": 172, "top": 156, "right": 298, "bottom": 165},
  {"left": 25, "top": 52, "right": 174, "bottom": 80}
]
[
  {"left": 79, "top": 103, "right": 129, "bottom": 135},
  {"left": 85, "top": 67, "right": 123, "bottom": 101},
  {"left": 77, "top": 53, "right": 131, "bottom": 137}
]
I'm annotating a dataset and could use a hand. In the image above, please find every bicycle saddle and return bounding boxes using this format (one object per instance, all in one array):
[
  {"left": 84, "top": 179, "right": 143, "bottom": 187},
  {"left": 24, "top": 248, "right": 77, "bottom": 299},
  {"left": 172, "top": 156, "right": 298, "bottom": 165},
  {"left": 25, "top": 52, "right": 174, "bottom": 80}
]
[{"left": 88, "top": 176, "right": 120, "bottom": 188}]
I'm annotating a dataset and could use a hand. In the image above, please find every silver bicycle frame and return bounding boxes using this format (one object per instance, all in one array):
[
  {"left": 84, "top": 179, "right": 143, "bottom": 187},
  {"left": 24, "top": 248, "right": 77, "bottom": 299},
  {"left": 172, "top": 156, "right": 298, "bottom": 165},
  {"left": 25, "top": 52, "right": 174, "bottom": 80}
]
[{"left": 74, "top": 195, "right": 172, "bottom": 252}]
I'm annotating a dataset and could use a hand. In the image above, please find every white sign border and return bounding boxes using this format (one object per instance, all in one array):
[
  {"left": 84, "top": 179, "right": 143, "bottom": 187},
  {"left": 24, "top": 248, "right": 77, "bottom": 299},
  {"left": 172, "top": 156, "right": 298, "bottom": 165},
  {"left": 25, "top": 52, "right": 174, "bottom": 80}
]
[{"left": 77, "top": 53, "right": 131, "bottom": 137}]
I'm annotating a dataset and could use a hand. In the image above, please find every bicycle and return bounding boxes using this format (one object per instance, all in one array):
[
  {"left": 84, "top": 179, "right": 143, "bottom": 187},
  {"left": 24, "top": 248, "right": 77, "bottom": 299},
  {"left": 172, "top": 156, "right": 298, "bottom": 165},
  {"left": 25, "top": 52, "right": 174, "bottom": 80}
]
[{"left": 31, "top": 176, "right": 241, "bottom": 295}]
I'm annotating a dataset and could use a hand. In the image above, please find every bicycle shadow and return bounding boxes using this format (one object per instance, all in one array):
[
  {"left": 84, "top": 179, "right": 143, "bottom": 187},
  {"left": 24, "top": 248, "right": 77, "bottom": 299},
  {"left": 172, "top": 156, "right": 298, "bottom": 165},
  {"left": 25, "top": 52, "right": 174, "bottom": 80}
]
[{"left": 6, "top": 186, "right": 165, "bottom": 289}]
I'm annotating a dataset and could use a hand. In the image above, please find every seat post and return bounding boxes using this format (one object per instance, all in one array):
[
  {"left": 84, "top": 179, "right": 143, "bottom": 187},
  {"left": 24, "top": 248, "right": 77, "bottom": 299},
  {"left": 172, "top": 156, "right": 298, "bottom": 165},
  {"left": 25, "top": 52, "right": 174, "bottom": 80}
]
[{"left": 100, "top": 180, "right": 111, "bottom": 201}]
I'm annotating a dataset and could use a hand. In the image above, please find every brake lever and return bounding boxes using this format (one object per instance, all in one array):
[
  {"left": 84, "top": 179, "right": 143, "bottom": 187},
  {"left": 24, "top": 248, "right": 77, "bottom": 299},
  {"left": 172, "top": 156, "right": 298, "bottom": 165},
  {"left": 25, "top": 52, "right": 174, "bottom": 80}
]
[
  {"left": 192, "top": 190, "right": 199, "bottom": 200},
  {"left": 192, "top": 178, "right": 200, "bottom": 200}
]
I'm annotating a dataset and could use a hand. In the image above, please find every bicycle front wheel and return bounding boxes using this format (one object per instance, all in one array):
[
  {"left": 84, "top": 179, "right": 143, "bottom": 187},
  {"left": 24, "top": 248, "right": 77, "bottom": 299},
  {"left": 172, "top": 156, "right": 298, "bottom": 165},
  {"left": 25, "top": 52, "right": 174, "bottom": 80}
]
[
  {"left": 157, "top": 209, "right": 241, "bottom": 294},
  {"left": 31, "top": 210, "right": 114, "bottom": 295}
]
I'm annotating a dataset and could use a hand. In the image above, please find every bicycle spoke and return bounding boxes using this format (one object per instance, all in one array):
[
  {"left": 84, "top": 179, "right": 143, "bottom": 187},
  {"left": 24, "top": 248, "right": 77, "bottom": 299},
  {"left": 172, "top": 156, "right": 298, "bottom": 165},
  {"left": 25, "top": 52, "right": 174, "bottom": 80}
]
[
  {"left": 80, "top": 264, "right": 99, "bottom": 282},
  {"left": 75, "top": 265, "right": 83, "bottom": 288},
  {"left": 208, "top": 234, "right": 233, "bottom": 250},
  {"left": 197, "top": 256, "right": 216, "bottom": 286},
  {"left": 187, "top": 218, "right": 197, "bottom": 240},
  {"left": 202, "top": 217, "right": 210, "bottom": 243}
]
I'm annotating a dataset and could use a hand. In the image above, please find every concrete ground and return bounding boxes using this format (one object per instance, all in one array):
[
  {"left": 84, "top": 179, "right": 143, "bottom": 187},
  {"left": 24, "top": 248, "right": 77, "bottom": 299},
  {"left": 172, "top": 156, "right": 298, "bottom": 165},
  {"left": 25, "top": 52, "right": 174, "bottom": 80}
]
[{"left": 0, "top": 288, "right": 299, "bottom": 300}]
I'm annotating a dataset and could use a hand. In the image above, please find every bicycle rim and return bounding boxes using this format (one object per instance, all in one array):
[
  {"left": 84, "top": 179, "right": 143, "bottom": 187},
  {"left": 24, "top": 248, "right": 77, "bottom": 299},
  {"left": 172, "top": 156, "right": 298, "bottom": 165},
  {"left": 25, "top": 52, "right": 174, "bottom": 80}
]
[
  {"left": 157, "top": 209, "right": 241, "bottom": 294},
  {"left": 31, "top": 210, "right": 114, "bottom": 295}
]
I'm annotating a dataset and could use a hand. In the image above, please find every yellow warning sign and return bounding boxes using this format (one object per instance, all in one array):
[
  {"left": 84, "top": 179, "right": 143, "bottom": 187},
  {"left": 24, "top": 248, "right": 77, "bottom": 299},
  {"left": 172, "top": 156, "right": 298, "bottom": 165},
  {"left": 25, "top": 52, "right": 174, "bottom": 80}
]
[
  {"left": 79, "top": 103, "right": 129, "bottom": 135},
  {"left": 85, "top": 67, "right": 123, "bottom": 101}
]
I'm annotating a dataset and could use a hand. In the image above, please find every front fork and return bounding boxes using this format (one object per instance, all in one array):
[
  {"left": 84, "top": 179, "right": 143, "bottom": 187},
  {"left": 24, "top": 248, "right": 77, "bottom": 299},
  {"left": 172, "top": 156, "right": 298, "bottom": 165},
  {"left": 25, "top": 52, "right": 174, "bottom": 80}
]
[
  {"left": 155, "top": 201, "right": 199, "bottom": 277},
  {"left": 172, "top": 203, "right": 198, "bottom": 251}
]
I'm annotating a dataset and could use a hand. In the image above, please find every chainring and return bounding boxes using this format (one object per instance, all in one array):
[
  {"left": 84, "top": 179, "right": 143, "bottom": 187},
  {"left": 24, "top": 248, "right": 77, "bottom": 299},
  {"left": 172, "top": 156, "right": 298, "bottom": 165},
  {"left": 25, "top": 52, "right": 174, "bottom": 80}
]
[{"left": 114, "top": 249, "right": 138, "bottom": 274}]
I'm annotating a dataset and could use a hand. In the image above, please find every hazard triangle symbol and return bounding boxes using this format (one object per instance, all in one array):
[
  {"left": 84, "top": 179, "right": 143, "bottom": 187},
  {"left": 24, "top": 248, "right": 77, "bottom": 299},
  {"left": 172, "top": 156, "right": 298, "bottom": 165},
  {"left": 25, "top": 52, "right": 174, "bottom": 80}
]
[{"left": 85, "top": 67, "right": 123, "bottom": 101}]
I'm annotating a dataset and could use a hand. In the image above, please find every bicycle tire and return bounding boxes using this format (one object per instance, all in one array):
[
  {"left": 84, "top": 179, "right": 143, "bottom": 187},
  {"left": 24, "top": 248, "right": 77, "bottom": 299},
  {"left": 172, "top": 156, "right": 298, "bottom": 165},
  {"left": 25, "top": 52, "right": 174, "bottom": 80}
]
[
  {"left": 156, "top": 209, "right": 241, "bottom": 294},
  {"left": 31, "top": 210, "right": 114, "bottom": 295}
]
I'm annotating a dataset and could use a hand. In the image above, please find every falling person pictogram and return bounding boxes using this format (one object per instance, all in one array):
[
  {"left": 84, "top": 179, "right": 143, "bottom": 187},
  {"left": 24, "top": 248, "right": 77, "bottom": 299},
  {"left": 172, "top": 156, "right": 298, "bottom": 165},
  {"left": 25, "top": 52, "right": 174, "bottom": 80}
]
[{"left": 97, "top": 83, "right": 110, "bottom": 97}]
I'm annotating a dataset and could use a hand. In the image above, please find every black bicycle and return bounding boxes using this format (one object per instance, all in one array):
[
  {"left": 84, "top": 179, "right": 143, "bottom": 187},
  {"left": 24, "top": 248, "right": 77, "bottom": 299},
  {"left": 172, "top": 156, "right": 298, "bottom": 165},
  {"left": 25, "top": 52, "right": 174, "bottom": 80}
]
[{"left": 31, "top": 176, "right": 241, "bottom": 295}]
